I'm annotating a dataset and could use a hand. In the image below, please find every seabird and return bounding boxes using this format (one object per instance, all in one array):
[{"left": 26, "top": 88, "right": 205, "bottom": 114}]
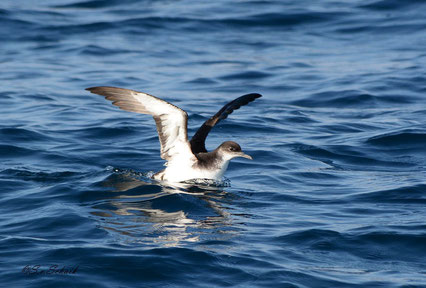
[{"left": 86, "top": 86, "right": 262, "bottom": 183}]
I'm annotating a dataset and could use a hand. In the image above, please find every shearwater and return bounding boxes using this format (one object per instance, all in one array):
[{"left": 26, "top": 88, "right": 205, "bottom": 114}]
[{"left": 86, "top": 87, "right": 262, "bottom": 183}]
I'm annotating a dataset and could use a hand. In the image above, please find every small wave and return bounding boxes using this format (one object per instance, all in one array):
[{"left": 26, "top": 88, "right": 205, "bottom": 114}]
[
  {"left": 65, "top": 44, "right": 134, "bottom": 56},
  {"left": 0, "top": 127, "right": 51, "bottom": 143},
  {"left": 274, "top": 229, "right": 341, "bottom": 246},
  {"left": 219, "top": 71, "right": 272, "bottom": 80},
  {"left": 218, "top": 11, "right": 345, "bottom": 28},
  {"left": 360, "top": 0, "right": 425, "bottom": 11},
  {"left": 184, "top": 77, "right": 218, "bottom": 85},
  {"left": 52, "top": 0, "right": 134, "bottom": 9},
  {"left": 291, "top": 90, "right": 413, "bottom": 108},
  {"left": 39, "top": 21, "right": 117, "bottom": 36},
  {"left": 291, "top": 143, "right": 415, "bottom": 170},
  {"left": 367, "top": 131, "right": 426, "bottom": 147},
  {"left": 346, "top": 184, "right": 426, "bottom": 204},
  {"left": 0, "top": 144, "right": 35, "bottom": 158},
  {"left": 336, "top": 23, "right": 426, "bottom": 36},
  {"left": 0, "top": 168, "right": 80, "bottom": 183},
  {"left": 274, "top": 228, "right": 426, "bottom": 261},
  {"left": 77, "top": 126, "right": 140, "bottom": 139},
  {"left": 35, "top": 10, "right": 346, "bottom": 38}
]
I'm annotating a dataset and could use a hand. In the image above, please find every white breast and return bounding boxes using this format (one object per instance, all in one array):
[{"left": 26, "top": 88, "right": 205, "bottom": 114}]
[{"left": 156, "top": 159, "right": 230, "bottom": 183}]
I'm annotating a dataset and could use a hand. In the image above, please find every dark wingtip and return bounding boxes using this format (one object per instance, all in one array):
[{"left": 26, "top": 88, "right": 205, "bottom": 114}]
[
  {"left": 86, "top": 86, "right": 112, "bottom": 96},
  {"left": 86, "top": 87, "right": 97, "bottom": 92},
  {"left": 242, "top": 93, "right": 262, "bottom": 100},
  {"left": 86, "top": 86, "right": 113, "bottom": 92}
]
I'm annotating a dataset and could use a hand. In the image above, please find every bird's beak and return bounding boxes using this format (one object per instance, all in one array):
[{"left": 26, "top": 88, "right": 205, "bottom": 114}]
[{"left": 237, "top": 151, "right": 253, "bottom": 160}]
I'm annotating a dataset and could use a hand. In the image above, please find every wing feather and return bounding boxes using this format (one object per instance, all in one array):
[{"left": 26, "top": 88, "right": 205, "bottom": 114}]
[
  {"left": 87, "top": 86, "right": 194, "bottom": 161},
  {"left": 189, "top": 93, "right": 262, "bottom": 154}
]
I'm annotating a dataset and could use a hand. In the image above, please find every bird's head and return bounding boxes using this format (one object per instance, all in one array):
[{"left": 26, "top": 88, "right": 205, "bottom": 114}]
[{"left": 217, "top": 141, "right": 252, "bottom": 161}]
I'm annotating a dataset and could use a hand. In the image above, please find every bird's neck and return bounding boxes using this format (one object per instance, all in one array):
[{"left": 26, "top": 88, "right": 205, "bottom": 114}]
[{"left": 195, "top": 150, "right": 228, "bottom": 170}]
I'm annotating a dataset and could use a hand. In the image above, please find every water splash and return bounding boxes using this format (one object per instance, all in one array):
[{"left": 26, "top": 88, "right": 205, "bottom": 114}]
[
  {"left": 106, "top": 166, "right": 154, "bottom": 179},
  {"left": 182, "top": 177, "right": 231, "bottom": 188},
  {"left": 106, "top": 166, "right": 231, "bottom": 187},
  {"left": 106, "top": 166, "right": 231, "bottom": 188}
]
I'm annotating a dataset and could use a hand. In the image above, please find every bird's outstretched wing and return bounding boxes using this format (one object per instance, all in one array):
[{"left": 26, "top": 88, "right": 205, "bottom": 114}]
[
  {"left": 190, "top": 93, "right": 262, "bottom": 154},
  {"left": 86, "top": 86, "right": 194, "bottom": 161}
]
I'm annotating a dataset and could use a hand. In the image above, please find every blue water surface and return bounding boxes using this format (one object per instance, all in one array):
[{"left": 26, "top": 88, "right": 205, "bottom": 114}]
[{"left": 1, "top": 0, "right": 426, "bottom": 287}]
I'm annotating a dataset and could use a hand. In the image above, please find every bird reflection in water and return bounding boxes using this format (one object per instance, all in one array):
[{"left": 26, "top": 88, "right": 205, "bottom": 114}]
[{"left": 89, "top": 170, "right": 243, "bottom": 247}]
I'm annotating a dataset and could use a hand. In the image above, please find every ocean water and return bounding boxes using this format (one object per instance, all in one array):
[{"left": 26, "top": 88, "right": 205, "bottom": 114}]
[{"left": 1, "top": 0, "right": 426, "bottom": 287}]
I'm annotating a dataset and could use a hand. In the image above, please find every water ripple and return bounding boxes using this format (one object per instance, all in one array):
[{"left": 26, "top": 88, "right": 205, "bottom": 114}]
[{"left": 1, "top": 0, "right": 426, "bottom": 287}]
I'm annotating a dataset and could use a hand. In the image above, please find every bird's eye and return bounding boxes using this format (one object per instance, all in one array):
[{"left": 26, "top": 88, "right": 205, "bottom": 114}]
[{"left": 229, "top": 147, "right": 235, "bottom": 151}]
